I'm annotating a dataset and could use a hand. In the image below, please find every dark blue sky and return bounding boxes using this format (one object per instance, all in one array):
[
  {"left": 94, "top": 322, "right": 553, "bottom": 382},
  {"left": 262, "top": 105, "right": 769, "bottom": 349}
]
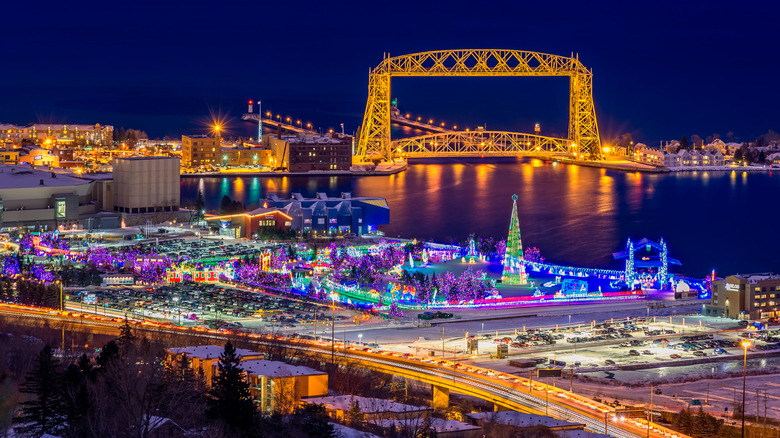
[{"left": 1, "top": 0, "right": 778, "bottom": 145}]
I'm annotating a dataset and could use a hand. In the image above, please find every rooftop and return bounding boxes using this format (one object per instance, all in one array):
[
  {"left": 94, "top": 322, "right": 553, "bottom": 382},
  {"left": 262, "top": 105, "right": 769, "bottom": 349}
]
[
  {"left": 302, "top": 396, "right": 428, "bottom": 414},
  {"left": 114, "top": 156, "right": 179, "bottom": 161},
  {"left": 468, "top": 411, "right": 584, "bottom": 429},
  {"left": 0, "top": 164, "right": 91, "bottom": 189},
  {"left": 376, "top": 418, "right": 481, "bottom": 433},
  {"left": 241, "top": 359, "right": 326, "bottom": 378},
  {"left": 166, "top": 345, "right": 263, "bottom": 360},
  {"left": 731, "top": 273, "right": 780, "bottom": 281}
]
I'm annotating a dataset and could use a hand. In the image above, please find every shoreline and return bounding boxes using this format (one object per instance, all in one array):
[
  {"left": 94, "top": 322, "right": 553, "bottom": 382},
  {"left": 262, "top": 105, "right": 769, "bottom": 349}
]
[
  {"left": 176, "top": 159, "right": 775, "bottom": 179},
  {"left": 180, "top": 161, "right": 407, "bottom": 178}
]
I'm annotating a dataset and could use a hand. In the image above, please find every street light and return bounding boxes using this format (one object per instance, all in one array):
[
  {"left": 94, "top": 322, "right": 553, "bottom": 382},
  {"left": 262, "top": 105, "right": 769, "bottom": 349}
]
[
  {"left": 358, "top": 333, "right": 363, "bottom": 345},
  {"left": 741, "top": 340, "right": 750, "bottom": 437},
  {"left": 55, "top": 280, "right": 63, "bottom": 312}
]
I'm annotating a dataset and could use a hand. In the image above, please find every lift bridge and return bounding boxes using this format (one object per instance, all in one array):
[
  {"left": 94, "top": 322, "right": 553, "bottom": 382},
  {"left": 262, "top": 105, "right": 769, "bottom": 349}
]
[{"left": 356, "top": 49, "right": 602, "bottom": 162}]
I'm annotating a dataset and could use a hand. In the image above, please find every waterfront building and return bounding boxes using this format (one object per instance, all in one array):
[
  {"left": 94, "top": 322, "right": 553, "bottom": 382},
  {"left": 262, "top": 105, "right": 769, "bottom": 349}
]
[
  {"left": 711, "top": 273, "right": 780, "bottom": 320},
  {"left": 181, "top": 135, "right": 219, "bottom": 168},
  {"left": 0, "top": 123, "right": 113, "bottom": 147},
  {"left": 220, "top": 144, "right": 273, "bottom": 167},
  {"left": 205, "top": 192, "right": 389, "bottom": 237},
  {"left": 662, "top": 151, "right": 681, "bottom": 167},
  {"left": 268, "top": 132, "right": 352, "bottom": 172},
  {"left": 0, "top": 164, "right": 99, "bottom": 230},
  {"left": 635, "top": 147, "right": 665, "bottom": 166},
  {"left": 638, "top": 147, "right": 725, "bottom": 168},
  {"left": 111, "top": 157, "right": 180, "bottom": 214}
]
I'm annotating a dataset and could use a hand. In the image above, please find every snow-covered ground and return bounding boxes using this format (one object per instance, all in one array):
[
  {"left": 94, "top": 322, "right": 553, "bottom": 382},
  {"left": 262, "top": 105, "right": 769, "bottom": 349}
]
[
  {"left": 569, "top": 374, "right": 780, "bottom": 421},
  {"left": 667, "top": 165, "right": 774, "bottom": 172}
]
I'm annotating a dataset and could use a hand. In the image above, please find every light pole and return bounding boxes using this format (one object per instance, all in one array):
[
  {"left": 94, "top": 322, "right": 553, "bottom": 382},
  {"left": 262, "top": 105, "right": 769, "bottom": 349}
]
[
  {"left": 358, "top": 333, "right": 363, "bottom": 345},
  {"left": 741, "top": 340, "right": 750, "bottom": 438},
  {"left": 331, "top": 297, "right": 335, "bottom": 365},
  {"left": 56, "top": 280, "right": 63, "bottom": 312}
]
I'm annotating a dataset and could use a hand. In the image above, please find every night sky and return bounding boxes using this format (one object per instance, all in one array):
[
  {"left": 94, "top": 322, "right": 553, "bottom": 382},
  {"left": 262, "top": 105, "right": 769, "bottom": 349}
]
[{"left": 2, "top": 0, "right": 778, "bottom": 145}]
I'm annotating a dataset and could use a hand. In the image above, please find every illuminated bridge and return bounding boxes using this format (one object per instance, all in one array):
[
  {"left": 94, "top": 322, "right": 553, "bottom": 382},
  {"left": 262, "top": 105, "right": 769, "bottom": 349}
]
[
  {"left": 2, "top": 304, "right": 688, "bottom": 438},
  {"left": 356, "top": 49, "right": 602, "bottom": 162},
  {"left": 395, "top": 130, "right": 570, "bottom": 158}
]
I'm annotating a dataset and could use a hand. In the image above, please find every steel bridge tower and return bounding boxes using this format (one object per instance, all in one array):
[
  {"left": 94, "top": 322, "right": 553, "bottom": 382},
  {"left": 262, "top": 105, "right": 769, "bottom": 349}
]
[{"left": 356, "top": 50, "right": 602, "bottom": 162}]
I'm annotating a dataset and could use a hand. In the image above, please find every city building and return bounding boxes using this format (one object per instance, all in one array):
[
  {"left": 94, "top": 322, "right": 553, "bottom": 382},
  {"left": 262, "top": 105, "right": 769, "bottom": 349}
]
[
  {"left": 268, "top": 132, "right": 352, "bottom": 172},
  {"left": 181, "top": 135, "right": 219, "bottom": 168},
  {"left": 18, "top": 147, "right": 60, "bottom": 167},
  {"left": 111, "top": 157, "right": 180, "bottom": 214},
  {"left": 711, "top": 273, "right": 780, "bottom": 320},
  {"left": 0, "top": 123, "right": 113, "bottom": 147},
  {"left": 0, "top": 149, "right": 20, "bottom": 164},
  {"left": 219, "top": 144, "right": 273, "bottom": 167},
  {"left": 0, "top": 164, "right": 99, "bottom": 230},
  {"left": 165, "top": 345, "right": 266, "bottom": 386},
  {"left": 242, "top": 360, "right": 328, "bottom": 414}
]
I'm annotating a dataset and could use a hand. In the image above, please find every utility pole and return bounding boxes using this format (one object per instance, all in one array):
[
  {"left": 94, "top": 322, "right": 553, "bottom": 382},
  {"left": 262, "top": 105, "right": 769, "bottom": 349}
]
[
  {"left": 647, "top": 383, "right": 654, "bottom": 438},
  {"left": 331, "top": 299, "right": 335, "bottom": 365}
]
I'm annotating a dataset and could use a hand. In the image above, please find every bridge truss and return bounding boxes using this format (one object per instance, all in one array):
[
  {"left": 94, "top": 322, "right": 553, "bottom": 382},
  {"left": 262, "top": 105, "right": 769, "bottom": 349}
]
[
  {"left": 395, "top": 130, "right": 569, "bottom": 158},
  {"left": 356, "top": 49, "right": 602, "bottom": 161}
]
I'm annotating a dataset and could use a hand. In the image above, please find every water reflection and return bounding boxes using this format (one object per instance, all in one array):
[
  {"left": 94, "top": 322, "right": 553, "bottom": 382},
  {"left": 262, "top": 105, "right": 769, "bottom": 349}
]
[{"left": 180, "top": 161, "right": 780, "bottom": 275}]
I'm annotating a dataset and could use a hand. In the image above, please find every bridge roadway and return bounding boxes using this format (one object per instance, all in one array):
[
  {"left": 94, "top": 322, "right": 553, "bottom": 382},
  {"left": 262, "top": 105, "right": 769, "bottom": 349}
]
[{"left": 0, "top": 304, "right": 687, "bottom": 438}]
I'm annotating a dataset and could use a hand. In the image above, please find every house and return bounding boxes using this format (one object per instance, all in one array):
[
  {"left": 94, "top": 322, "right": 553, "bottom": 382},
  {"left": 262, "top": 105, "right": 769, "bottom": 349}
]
[
  {"left": 302, "top": 396, "right": 431, "bottom": 421},
  {"left": 165, "top": 345, "right": 266, "bottom": 385},
  {"left": 375, "top": 418, "right": 482, "bottom": 438},
  {"left": 634, "top": 147, "right": 664, "bottom": 166},
  {"left": 662, "top": 151, "right": 681, "bottom": 167},
  {"left": 242, "top": 360, "right": 328, "bottom": 414}
]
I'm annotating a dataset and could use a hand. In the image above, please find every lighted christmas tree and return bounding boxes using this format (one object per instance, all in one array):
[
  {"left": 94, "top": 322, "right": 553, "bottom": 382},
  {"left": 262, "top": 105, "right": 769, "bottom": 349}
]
[{"left": 502, "top": 194, "right": 527, "bottom": 285}]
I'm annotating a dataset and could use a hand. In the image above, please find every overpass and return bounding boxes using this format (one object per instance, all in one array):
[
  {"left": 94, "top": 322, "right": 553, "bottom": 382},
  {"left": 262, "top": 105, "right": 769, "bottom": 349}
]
[
  {"left": 0, "top": 303, "right": 688, "bottom": 438},
  {"left": 356, "top": 49, "right": 602, "bottom": 162}
]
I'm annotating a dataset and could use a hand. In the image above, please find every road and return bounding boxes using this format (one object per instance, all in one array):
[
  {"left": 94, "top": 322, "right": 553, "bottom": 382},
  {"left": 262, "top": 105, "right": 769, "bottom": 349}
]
[{"left": 0, "top": 304, "right": 689, "bottom": 438}]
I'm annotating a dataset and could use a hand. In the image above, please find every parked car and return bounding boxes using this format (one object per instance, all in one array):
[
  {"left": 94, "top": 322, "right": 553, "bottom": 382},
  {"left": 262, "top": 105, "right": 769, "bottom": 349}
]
[{"left": 670, "top": 354, "right": 682, "bottom": 359}]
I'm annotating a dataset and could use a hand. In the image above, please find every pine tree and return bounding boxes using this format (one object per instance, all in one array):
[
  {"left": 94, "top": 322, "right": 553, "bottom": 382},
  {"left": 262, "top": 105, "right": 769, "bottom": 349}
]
[
  {"left": 14, "top": 345, "right": 65, "bottom": 436},
  {"left": 96, "top": 340, "right": 120, "bottom": 368},
  {"left": 679, "top": 136, "right": 690, "bottom": 150},
  {"left": 117, "top": 317, "right": 136, "bottom": 351},
  {"left": 62, "top": 356, "right": 94, "bottom": 437},
  {"left": 346, "top": 396, "right": 365, "bottom": 428},
  {"left": 289, "top": 403, "right": 335, "bottom": 438},
  {"left": 207, "top": 341, "right": 256, "bottom": 436}
]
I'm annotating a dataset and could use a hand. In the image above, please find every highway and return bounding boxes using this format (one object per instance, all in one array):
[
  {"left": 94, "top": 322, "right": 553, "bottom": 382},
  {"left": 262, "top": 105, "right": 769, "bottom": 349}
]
[{"left": 0, "top": 304, "right": 689, "bottom": 438}]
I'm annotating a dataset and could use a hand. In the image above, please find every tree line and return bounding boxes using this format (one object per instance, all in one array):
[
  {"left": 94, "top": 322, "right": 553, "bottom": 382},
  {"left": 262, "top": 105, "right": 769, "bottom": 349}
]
[{"left": 13, "top": 327, "right": 336, "bottom": 438}]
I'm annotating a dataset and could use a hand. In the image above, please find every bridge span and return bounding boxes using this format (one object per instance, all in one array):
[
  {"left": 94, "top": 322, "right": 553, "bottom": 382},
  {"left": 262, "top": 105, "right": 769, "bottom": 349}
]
[{"left": 394, "top": 130, "right": 571, "bottom": 158}]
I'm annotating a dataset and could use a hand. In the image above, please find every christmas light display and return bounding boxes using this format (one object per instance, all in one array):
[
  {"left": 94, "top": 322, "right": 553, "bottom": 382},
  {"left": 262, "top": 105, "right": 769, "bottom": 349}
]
[{"left": 502, "top": 194, "right": 527, "bottom": 285}]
